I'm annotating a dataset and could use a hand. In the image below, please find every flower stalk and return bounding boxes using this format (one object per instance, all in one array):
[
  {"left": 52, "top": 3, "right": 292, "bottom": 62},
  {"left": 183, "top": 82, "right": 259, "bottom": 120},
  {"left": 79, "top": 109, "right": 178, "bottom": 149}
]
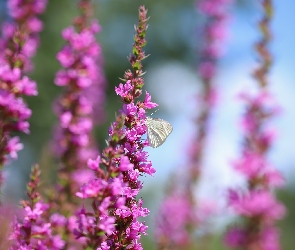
[
  {"left": 9, "top": 165, "right": 65, "bottom": 249},
  {"left": 0, "top": 0, "right": 48, "bottom": 195},
  {"left": 74, "top": 6, "right": 156, "bottom": 249},
  {"left": 49, "top": 0, "right": 106, "bottom": 246},
  {"left": 156, "top": 0, "right": 233, "bottom": 249},
  {"left": 225, "top": 1, "right": 285, "bottom": 249}
]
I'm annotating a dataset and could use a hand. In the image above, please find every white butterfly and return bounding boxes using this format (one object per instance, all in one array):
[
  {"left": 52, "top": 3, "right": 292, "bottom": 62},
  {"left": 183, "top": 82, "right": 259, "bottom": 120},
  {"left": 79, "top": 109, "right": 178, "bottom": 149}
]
[{"left": 146, "top": 117, "right": 173, "bottom": 148}]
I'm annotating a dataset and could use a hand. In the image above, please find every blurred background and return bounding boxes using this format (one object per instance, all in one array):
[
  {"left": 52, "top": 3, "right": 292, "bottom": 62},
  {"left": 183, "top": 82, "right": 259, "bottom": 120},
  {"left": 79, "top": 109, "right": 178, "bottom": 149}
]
[{"left": 1, "top": 0, "right": 295, "bottom": 249}]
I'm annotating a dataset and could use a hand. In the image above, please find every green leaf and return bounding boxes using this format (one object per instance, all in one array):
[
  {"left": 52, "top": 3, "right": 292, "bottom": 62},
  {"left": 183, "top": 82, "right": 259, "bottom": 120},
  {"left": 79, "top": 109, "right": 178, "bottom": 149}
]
[
  {"left": 132, "top": 47, "right": 139, "bottom": 55},
  {"left": 136, "top": 83, "right": 144, "bottom": 89},
  {"left": 111, "top": 172, "right": 119, "bottom": 178},
  {"left": 133, "top": 61, "right": 141, "bottom": 70},
  {"left": 112, "top": 134, "right": 119, "bottom": 142},
  {"left": 96, "top": 231, "right": 106, "bottom": 237}
]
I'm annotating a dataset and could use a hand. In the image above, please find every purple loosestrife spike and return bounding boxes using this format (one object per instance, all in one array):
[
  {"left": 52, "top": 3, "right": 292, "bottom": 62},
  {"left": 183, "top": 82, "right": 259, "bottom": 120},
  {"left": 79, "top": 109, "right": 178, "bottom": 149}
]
[
  {"left": 156, "top": 0, "right": 232, "bottom": 248},
  {"left": 49, "top": 0, "right": 106, "bottom": 247},
  {"left": 0, "top": 0, "right": 48, "bottom": 197},
  {"left": 9, "top": 165, "right": 65, "bottom": 249},
  {"left": 225, "top": 1, "right": 286, "bottom": 249},
  {"left": 75, "top": 6, "right": 156, "bottom": 249}
]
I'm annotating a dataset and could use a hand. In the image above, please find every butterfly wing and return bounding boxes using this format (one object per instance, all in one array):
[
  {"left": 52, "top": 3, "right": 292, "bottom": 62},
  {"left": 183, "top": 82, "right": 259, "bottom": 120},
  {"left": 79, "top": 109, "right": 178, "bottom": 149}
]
[{"left": 146, "top": 118, "right": 173, "bottom": 148}]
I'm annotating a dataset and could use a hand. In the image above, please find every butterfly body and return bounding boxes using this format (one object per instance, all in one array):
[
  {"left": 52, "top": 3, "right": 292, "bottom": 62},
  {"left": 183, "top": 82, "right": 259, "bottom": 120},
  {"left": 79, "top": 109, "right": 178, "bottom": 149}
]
[{"left": 146, "top": 117, "right": 173, "bottom": 148}]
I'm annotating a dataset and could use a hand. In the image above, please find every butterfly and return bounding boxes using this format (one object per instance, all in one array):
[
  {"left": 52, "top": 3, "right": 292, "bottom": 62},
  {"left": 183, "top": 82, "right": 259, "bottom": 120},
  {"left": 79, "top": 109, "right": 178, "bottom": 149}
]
[{"left": 146, "top": 117, "right": 173, "bottom": 148}]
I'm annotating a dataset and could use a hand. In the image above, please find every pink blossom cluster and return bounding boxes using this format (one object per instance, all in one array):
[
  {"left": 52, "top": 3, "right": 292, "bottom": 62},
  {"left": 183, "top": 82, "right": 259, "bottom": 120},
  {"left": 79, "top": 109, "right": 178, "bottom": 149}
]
[
  {"left": 74, "top": 6, "right": 156, "bottom": 249},
  {"left": 9, "top": 165, "right": 65, "bottom": 249},
  {"left": 5, "top": 0, "right": 47, "bottom": 72},
  {"left": 10, "top": 202, "right": 65, "bottom": 250},
  {"left": 0, "top": 0, "right": 47, "bottom": 185},
  {"left": 75, "top": 85, "right": 156, "bottom": 249},
  {"left": 74, "top": 154, "right": 149, "bottom": 249},
  {"left": 224, "top": 1, "right": 285, "bottom": 248},
  {"left": 47, "top": 1, "right": 107, "bottom": 246},
  {"left": 155, "top": 0, "right": 232, "bottom": 248},
  {"left": 225, "top": 92, "right": 286, "bottom": 250},
  {"left": 52, "top": 1, "right": 106, "bottom": 210}
]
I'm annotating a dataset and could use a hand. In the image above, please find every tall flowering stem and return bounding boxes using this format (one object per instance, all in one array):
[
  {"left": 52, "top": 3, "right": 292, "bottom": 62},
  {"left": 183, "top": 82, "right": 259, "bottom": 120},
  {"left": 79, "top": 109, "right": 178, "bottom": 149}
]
[
  {"left": 54, "top": 0, "right": 105, "bottom": 207},
  {"left": 9, "top": 165, "right": 65, "bottom": 249},
  {"left": 74, "top": 6, "right": 156, "bottom": 249},
  {"left": 0, "top": 0, "right": 47, "bottom": 193},
  {"left": 50, "top": 0, "right": 106, "bottom": 245},
  {"left": 190, "top": 0, "right": 233, "bottom": 186},
  {"left": 225, "top": 1, "right": 285, "bottom": 250},
  {"left": 155, "top": 1, "right": 232, "bottom": 249}
]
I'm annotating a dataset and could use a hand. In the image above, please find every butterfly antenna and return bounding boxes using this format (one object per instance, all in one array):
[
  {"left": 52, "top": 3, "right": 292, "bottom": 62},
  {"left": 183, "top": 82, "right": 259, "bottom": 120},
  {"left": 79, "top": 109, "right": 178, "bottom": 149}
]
[{"left": 150, "top": 108, "right": 160, "bottom": 117}]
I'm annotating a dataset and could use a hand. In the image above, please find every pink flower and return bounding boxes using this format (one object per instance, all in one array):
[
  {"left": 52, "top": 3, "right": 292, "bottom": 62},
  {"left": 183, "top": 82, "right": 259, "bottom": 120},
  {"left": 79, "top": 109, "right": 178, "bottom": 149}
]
[
  {"left": 123, "top": 103, "right": 137, "bottom": 116},
  {"left": 6, "top": 136, "right": 23, "bottom": 159},
  {"left": 51, "top": 11, "right": 106, "bottom": 247},
  {"left": 56, "top": 46, "right": 76, "bottom": 68},
  {"left": 9, "top": 166, "right": 64, "bottom": 249},
  {"left": 76, "top": 179, "right": 107, "bottom": 199},
  {"left": 119, "top": 156, "right": 134, "bottom": 171},
  {"left": 15, "top": 76, "right": 38, "bottom": 96},
  {"left": 260, "top": 227, "right": 281, "bottom": 250},
  {"left": 54, "top": 70, "right": 71, "bottom": 86},
  {"left": 143, "top": 91, "right": 158, "bottom": 109},
  {"left": 98, "top": 216, "right": 116, "bottom": 235},
  {"left": 232, "top": 151, "right": 265, "bottom": 179},
  {"left": 87, "top": 156, "right": 101, "bottom": 171},
  {"left": 70, "top": 30, "right": 95, "bottom": 51},
  {"left": 71, "top": 169, "right": 94, "bottom": 186},
  {"left": 75, "top": 7, "right": 154, "bottom": 248},
  {"left": 229, "top": 190, "right": 285, "bottom": 221},
  {"left": 0, "top": 0, "right": 47, "bottom": 168},
  {"left": 27, "top": 17, "right": 43, "bottom": 32},
  {"left": 115, "top": 81, "right": 133, "bottom": 97},
  {"left": 264, "top": 169, "right": 285, "bottom": 188},
  {"left": 50, "top": 213, "right": 67, "bottom": 227}
]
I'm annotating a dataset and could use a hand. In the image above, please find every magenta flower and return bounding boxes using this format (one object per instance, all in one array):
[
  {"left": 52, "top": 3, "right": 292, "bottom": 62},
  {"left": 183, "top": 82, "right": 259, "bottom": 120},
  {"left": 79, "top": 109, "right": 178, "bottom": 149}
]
[
  {"left": 52, "top": 0, "right": 105, "bottom": 174},
  {"left": 0, "top": 0, "right": 48, "bottom": 191},
  {"left": 228, "top": 189, "right": 285, "bottom": 221},
  {"left": 225, "top": 1, "right": 285, "bottom": 249},
  {"left": 9, "top": 165, "right": 65, "bottom": 250},
  {"left": 232, "top": 151, "right": 284, "bottom": 188},
  {"left": 156, "top": 0, "right": 232, "bottom": 248},
  {"left": 49, "top": 0, "right": 106, "bottom": 245},
  {"left": 74, "top": 6, "right": 155, "bottom": 249},
  {"left": 225, "top": 90, "right": 286, "bottom": 249}
]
